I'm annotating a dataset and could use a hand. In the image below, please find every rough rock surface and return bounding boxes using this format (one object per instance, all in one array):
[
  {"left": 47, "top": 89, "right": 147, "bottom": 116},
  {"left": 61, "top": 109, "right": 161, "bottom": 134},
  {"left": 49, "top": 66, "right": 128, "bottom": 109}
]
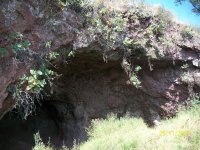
[
  {"left": 0, "top": 0, "right": 83, "bottom": 118},
  {"left": 0, "top": 0, "right": 200, "bottom": 149}
]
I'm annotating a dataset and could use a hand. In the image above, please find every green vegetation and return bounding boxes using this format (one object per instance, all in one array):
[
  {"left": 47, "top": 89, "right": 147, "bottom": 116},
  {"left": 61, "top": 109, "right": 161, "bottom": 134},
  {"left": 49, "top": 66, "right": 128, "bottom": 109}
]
[
  {"left": 181, "top": 26, "right": 194, "bottom": 39},
  {"left": 130, "top": 66, "right": 142, "bottom": 88},
  {"left": 84, "top": 0, "right": 128, "bottom": 52},
  {"left": 11, "top": 32, "right": 31, "bottom": 53},
  {"left": 67, "top": 50, "right": 75, "bottom": 57},
  {"left": 12, "top": 66, "right": 56, "bottom": 119},
  {"left": 19, "top": 68, "right": 55, "bottom": 94},
  {"left": 32, "top": 104, "right": 200, "bottom": 150},
  {"left": 48, "top": 52, "right": 60, "bottom": 60},
  {"left": 82, "top": 105, "right": 200, "bottom": 150},
  {"left": 33, "top": 132, "right": 53, "bottom": 150},
  {"left": 12, "top": 40, "right": 31, "bottom": 53},
  {"left": 0, "top": 47, "right": 7, "bottom": 57},
  {"left": 58, "top": 0, "right": 83, "bottom": 11},
  {"left": 29, "top": 1, "right": 200, "bottom": 149},
  {"left": 3, "top": 32, "right": 60, "bottom": 119},
  {"left": 181, "top": 63, "right": 189, "bottom": 69},
  {"left": 12, "top": 63, "right": 57, "bottom": 119}
]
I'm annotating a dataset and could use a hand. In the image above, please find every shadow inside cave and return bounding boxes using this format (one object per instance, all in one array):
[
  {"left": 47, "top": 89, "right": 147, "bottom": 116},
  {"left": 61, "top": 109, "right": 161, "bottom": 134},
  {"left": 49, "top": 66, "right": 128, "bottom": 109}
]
[{"left": 0, "top": 52, "right": 162, "bottom": 150}]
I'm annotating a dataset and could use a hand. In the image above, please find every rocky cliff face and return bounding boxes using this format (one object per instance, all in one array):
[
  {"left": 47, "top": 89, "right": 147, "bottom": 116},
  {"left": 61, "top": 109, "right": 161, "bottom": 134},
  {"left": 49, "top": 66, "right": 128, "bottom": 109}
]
[
  {"left": 0, "top": 0, "right": 83, "bottom": 118},
  {"left": 0, "top": 0, "right": 200, "bottom": 149}
]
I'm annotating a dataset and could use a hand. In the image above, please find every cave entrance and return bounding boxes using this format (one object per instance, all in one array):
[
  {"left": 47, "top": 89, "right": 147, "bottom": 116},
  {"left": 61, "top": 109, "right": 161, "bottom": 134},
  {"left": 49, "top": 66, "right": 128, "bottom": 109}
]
[{"left": 0, "top": 51, "right": 150, "bottom": 150}]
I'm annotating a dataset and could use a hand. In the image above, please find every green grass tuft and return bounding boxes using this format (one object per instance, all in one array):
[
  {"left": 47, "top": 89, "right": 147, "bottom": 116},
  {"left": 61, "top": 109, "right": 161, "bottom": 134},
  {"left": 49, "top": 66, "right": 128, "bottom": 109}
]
[
  {"left": 32, "top": 106, "right": 200, "bottom": 150},
  {"left": 79, "top": 106, "right": 200, "bottom": 150}
]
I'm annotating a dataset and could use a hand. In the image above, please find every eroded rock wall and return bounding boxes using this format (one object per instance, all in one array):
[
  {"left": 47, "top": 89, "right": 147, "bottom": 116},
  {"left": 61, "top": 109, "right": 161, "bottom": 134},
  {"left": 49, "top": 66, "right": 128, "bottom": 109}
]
[{"left": 0, "top": 0, "right": 83, "bottom": 118}]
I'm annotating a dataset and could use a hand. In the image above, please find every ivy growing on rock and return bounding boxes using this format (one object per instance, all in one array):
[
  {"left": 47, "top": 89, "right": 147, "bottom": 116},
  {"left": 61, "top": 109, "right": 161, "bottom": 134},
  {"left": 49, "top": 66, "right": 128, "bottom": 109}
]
[{"left": 4, "top": 32, "right": 60, "bottom": 119}]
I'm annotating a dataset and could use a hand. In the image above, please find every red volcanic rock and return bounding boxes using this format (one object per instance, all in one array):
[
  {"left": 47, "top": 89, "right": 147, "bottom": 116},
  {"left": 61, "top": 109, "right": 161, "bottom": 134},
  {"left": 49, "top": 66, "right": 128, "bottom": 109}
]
[
  {"left": 0, "top": 0, "right": 82, "bottom": 118},
  {"left": 0, "top": 0, "right": 199, "bottom": 122}
]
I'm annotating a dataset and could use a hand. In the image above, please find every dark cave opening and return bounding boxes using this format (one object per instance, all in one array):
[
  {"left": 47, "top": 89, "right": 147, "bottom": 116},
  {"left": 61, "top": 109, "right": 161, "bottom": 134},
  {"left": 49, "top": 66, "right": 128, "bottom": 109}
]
[{"left": 0, "top": 52, "right": 163, "bottom": 150}]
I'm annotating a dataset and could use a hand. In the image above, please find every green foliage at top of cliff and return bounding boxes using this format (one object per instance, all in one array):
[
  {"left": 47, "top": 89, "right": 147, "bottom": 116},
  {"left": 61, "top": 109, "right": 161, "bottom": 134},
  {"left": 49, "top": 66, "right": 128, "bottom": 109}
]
[
  {"left": 63, "top": 0, "right": 200, "bottom": 61},
  {"left": 56, "top": 0, "right": 200, "bottom": 89}
]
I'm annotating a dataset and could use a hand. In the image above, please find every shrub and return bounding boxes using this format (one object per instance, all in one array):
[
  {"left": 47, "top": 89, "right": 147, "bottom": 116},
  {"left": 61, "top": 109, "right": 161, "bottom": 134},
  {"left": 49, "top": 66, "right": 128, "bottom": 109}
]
[
  {"left": 181, "top": 26, "right": 194, "bottom": 39},
  {"left": 83, "top": 0, "right": 128, "bottom": 51}
]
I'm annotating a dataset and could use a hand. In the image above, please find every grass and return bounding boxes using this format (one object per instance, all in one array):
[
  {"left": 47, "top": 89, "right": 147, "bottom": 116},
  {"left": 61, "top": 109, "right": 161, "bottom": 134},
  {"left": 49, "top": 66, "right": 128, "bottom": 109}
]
[
  {"left": 79, "top": 106, "right": 200, "bottom": 150},
  {"left": 32, "top": 132, "right": 54, "bottom": 150},
  {"left": 33, "top": 105, "right": 200, "bottom": 150}
]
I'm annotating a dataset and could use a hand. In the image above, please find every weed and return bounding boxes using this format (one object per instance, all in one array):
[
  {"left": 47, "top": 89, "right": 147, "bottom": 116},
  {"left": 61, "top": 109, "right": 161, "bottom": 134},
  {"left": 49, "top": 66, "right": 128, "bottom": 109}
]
[
  {"left": 181, "top": 63, "right": 189, "bottom": 69},
  {"left": 45, "top": 41, "right": 52, "bottom": 49},
  {"left": 48, "top": 52, "right": 60, "bottom": 60},
  {"left": 68, "top": 50, "right": 75, "bottom": 57},
  {"left": 33, "top": 132, "right": 53, "bottom": 150}
]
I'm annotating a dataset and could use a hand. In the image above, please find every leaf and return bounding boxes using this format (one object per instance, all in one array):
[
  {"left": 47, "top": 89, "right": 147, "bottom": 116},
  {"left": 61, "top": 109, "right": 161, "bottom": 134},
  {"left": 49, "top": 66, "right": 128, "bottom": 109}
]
[
  {"left": 40, "top": 80, "right": 46, "bottom": 87},
  {"left": 30, "top": 69, "right": 35, "bottom": 75},
  {"left": 26, "top": 85, "right": 32, "bottom": 91},
  {"left": 68, "top": 51, "right": 75, "bottom": 57},
  {"left": 22, "top": 40, "right": 31, "bottom": 48},
  {"left": 135, "top": 66, "right": 142, "bottom": 72},
  {"left": 37, "top": 70, "right": 43, "bottom": 75}
]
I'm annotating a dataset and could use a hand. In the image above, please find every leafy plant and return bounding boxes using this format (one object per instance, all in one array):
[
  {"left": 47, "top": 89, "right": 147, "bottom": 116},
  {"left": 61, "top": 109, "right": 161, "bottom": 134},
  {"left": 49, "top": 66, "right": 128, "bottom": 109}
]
[
  {"left": 134, "top": 66, "right": 142, "bottom": 72},
  {"left": 130, "top": 74, "right": 141, "bottom": 88},
  {"left": 123, "top": 37, "right": 134, "bottom": 47},
  {"left": 147, "top": 22, "right": 165, "bottom": 38},
  {"left": 11, "top": 67, "right": 56, "bottom": 119},
  {"left": 0, "top": 47, "right": 7, "bottom": 57},
  {"left": 33, "top": 132, "right": 53, "bottom": 150},
  {"left": 68, "top": 50, "right": 75, "bottom": 57},
  {"left": 12, "top": 40, "right": 31, "bottom": 53},
  {"left": 48, "top": 52, "right": 60, "bottom": 60},
  {"left": 11, "top": 32, "right": 23, "bottom": 40},
  {"left": 181, "top": 63, "right": 189, "bottom": 69},
  {"left": 130, "top": 66, "right": 142, "bottom": 88},
  {"left": 181, "top": 26, "right": 194, "bottom": 39},
  {"left": 45, "top": 41, "right": 52, "bottom": 49},
  {"left": 85, "top": 3, "right": 128, "bottom": 51},
  {"left": 20, "top": 68, "right": 55, "bottom": 94}
]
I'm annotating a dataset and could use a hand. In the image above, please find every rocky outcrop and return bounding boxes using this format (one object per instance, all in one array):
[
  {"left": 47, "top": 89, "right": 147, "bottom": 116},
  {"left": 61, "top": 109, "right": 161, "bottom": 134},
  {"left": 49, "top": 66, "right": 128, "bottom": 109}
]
[
  {"left": 0, "top": 0, "right": 83, "bottom": 118},
  {"left": 0, "top": 0, "right": 200, "bottom": 149}
]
